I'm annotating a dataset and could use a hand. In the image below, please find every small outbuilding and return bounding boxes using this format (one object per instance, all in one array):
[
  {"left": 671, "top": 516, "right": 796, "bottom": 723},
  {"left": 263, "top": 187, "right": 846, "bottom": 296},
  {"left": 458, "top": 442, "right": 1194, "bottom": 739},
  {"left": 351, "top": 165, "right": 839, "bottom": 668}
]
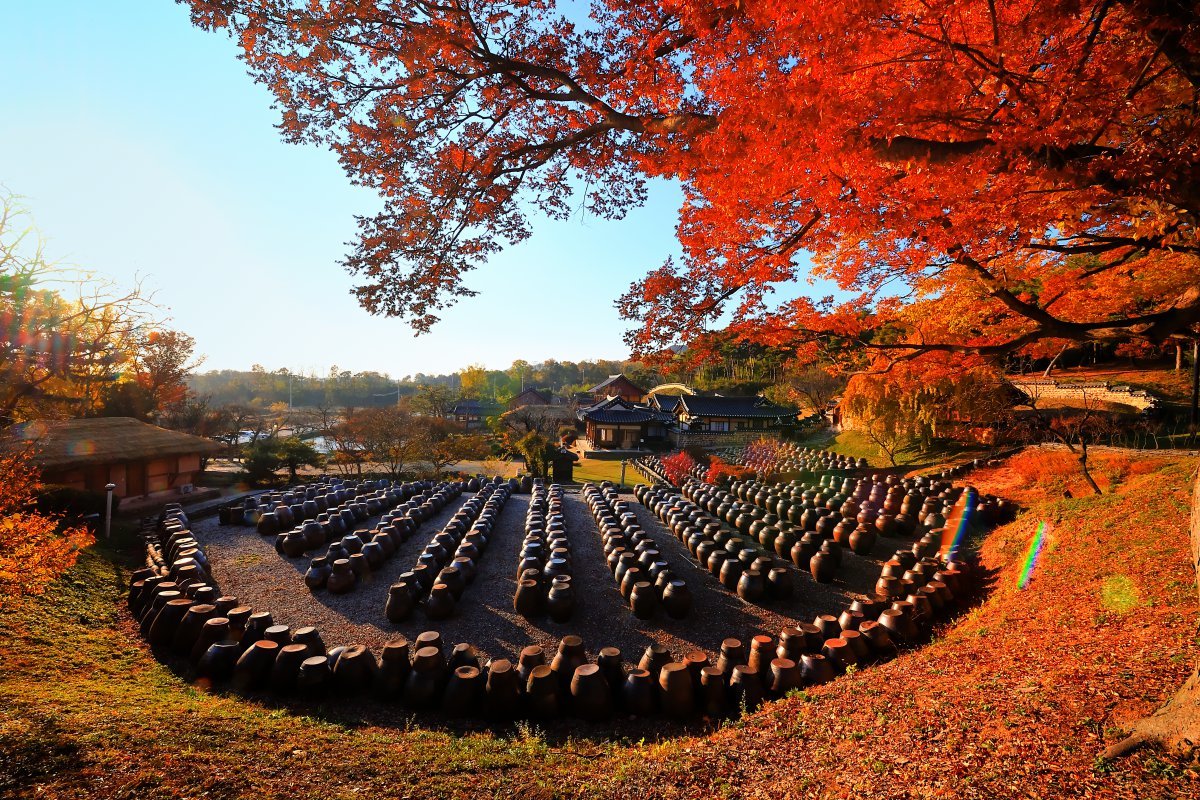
[
  {"left": 587, "top": 374, "right": 647, "bottom": 404},
  {"left": 508, "top": 387, "right": 553, "bottom": 409},
  {"left": 7, "top": 417, "right": 222, "bottom": 500}
]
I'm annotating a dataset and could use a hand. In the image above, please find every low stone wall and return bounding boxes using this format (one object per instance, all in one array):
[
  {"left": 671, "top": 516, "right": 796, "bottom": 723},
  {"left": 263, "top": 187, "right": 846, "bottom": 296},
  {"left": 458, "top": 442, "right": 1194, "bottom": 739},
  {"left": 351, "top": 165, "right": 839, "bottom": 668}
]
[
  {"left": 672, "top": 429, "right": 788, "bottom": 450},
  {"left": 1009, "top": 378, "right": 1160, "bottom": 411}
]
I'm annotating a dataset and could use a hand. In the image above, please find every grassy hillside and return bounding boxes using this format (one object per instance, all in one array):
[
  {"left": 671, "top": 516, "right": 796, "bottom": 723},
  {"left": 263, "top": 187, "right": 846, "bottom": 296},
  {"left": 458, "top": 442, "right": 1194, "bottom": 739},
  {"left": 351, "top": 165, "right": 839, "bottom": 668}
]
[
  {"left": 1, "top": 450, "right": 1196, "bottom": 799},
  {"left": 626, "top": 450, "right": 1200, "bottom": 798}
]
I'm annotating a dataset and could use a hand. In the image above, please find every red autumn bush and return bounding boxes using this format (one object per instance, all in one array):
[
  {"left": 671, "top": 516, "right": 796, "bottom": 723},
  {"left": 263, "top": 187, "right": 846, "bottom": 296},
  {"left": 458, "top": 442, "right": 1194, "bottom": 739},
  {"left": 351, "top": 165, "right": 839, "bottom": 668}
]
[
  {"left": 706, "top": 456, "right": 754, "bottom": 485},
  {"left": 0, "top": 446, "right": 93, "bottom": 610},
  {"left": 660, "top": 451, "right": 698, "bottom": 486}
]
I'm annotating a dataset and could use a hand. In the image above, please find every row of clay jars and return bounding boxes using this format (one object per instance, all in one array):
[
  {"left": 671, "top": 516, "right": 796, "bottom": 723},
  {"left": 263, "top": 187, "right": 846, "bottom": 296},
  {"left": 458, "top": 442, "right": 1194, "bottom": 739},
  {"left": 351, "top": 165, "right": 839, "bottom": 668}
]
[
  {"left": 583, "top": 483, "right": 692, "bottom": 619},
  {"left": 388, "top": 482, "right": 511, "bottom": 622},
  {"left": 515, "top": 482, "right": 574, "bottom": 622},
  {"left": 313, "top": 486, "right": 462, "bottom": 594},
  {"left": 295, "top": 480, "right": 460, "bottom": 562},
  {"left": 642, "top": 485, "right": 804, "bottom": 603},
  {"left": 669, "top": 500, "right": 795, "bottom": 602}
]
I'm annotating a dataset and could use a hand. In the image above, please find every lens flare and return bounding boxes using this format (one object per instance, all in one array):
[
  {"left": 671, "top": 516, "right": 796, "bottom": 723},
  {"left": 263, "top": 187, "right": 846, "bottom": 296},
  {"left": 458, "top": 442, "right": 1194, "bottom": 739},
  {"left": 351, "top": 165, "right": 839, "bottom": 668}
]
[
  {"left": 940, "top": 487, "right": 976, "bottom": 560},
  {"left": 1017, "top": 522, "right": 1049, "bottom": 590}
]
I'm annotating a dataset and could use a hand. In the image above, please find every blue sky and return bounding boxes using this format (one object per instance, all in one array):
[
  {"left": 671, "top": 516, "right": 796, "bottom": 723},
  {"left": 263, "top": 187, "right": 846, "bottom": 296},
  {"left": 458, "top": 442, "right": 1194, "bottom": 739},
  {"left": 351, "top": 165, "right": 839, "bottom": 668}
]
[{"left": 0, "top": 1, "right": 699, "bottom": 377}]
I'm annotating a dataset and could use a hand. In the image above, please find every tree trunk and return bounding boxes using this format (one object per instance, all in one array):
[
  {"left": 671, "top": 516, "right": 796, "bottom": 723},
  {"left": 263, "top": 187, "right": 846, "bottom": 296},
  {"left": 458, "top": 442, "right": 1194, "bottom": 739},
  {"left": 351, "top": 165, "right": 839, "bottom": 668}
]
[
  {"left": 1191, "top": 338, "right": 1199, "bottom": 431},
  {"left": 1176, "top": 343, "right": 1184, "bottom": 371},
  {"left": 1077, "top": 440, "right": 1102, "bottom": 496},
  {"left": 1043, "top": 344, "right": 1069, "bottom": 378}
]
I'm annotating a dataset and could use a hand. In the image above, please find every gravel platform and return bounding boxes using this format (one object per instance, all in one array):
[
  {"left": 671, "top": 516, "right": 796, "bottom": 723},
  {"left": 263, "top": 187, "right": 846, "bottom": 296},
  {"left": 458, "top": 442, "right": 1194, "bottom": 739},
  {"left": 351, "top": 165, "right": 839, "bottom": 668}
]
[{"left": 192, "top": 488, "right": 903, "bottom": 670}]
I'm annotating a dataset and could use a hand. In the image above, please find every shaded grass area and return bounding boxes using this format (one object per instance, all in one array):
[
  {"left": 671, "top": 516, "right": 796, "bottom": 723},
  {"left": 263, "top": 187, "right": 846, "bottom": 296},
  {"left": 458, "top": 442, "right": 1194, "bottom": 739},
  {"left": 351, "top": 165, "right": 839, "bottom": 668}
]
[
  {"left": 2, "top": 453, "right": 1196, "bottom": 798},
  {"left": 796, "top": 428, "right": 993, "bottom": 473}
]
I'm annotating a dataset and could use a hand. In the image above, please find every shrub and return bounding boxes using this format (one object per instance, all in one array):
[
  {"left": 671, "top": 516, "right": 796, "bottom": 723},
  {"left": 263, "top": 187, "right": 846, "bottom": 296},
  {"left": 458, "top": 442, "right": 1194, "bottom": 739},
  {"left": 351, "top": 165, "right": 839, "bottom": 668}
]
[
  {"left": 0, "top": 447, "right": 93, "bottom": 610},
  {"left": 36, "top": 485, "right": 120, "bottom": 519},
  {"left": 660, "top": 450, "right": 698, "bottom": 485}
]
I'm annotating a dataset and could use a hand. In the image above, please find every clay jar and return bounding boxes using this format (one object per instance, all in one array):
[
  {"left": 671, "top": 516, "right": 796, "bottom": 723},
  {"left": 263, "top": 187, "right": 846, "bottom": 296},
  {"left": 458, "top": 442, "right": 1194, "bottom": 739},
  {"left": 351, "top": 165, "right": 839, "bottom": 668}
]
[
  {"left": 333, "top": 644, "right": 379, "bottom": 693},
  {"left": 629, "top": 582, "right": 657, "bottom": 620},
  {"left": 546, "top": 578, "right": 575, "bottom": 623},
  {"left": 148, "top": 597, "right": 194, "bottom": 647},
  {"left": 809, "top": 551, "right": 836, "bottom": 583},
  {"left": 404, "top": 646, "right": 446, "bottom": 710},
  {"left": 444, "top": 666, "right": 485, "bottom": 717},
  {"left": 190, "top": 617, "right": 231, "bottom": 663},
  {"left": 327, "top": 559, "right": 356, "bottom": 594},
  {"left": 719, "top": 558, "right": 744, "bottom": 592},
  {"left": 297, "top": 652, "right": 336, "bottom": 695},
  {"left": 386, "top": 583, "right": 415, "bottom": 623},
  {"left": 769, "top": 658, "right": 803, "bottom": 696},
  {"left": 728, "top": 665, "right": 763, "bottom": 712},
  {"left": 304, "top": 556, "right": 332, "bottom": 590},
  {"left": 736, "top": 569, "right": 766, "bottom": 603},
  {"left": 700, "top": 666, "right": 729, "bottom": 718},
  {"left": 570, "top": 664, "right": 612, "bottom": 721},
  {"left": 658, "top": 661, "right": 694, "bottom": 718},
  {"left": 661, "top": 580, "right": 692, "bottom": 619},
  {"left": 233, "top": 639, "right": 278, "bottom": 691},
  {"left": 514, "top": 578, "right": 544, "bottom": 617},
  {"left": 715, "top": 638, "right": 745, "bottom": 675},
  {"left": 766, "top": 567, "right": 793, "bottom": 600},
  {"left": 484, "top": 659, "right": 521, "bottom": 720},
  {"left": 622, "top": 669, "right": 656, "bottom": 716},
  {"left": 800, "top": 653, "right": 835, "bottom": 685},
  {"left": 197, "top": 640, "right": 240, "bottom": 682},
  {"left": 550, "top": 636, "right": 587, "bottom": 691},
  {"left": 271, "top": 643, "right": 310, "bottom": 693},
  {"left": 848, "top": 525, "right": 877, "bottom": 556},
  {"left": 525, "top": 665, "right": 561, "bottom": 718}
]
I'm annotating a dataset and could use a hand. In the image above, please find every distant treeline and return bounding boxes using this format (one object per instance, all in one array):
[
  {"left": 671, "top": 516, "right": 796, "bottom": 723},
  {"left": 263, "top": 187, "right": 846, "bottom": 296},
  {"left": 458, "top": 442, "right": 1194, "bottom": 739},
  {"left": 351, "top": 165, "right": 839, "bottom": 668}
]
[{"left": 187, "top": 359, "right": 667, "bottom": 409}]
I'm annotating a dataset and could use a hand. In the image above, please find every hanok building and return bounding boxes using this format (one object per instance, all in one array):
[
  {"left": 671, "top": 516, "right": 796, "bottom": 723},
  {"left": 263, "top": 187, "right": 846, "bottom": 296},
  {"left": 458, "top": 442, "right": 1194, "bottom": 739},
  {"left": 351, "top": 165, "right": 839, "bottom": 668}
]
[
  {"left": 9, "top": 417, "right": 221, "bottom": 500},
  {"left": 647, "top": 392, "right": 685, "bottom": 415},
  {"left": 673, "top": 395, "right": 799, "bottom": 445},
  {"left": 587, "top": 374, "right": 647, "bottom": 404},
  {"left": 508, "top": 387, "right": 552, "bottom": 410},
  {"left": 450, "top": 399, "right": 501, "bottom": 432},
  {"left": 579, "top": 396, "right": 673, "bottom": 450}
]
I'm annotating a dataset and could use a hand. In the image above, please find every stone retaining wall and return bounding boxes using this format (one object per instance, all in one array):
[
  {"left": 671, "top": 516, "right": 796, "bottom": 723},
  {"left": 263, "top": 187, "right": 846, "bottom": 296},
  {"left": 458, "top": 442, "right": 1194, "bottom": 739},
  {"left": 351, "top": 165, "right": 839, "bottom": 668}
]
[
  {"left": 1010, "top": 378, "right": 1160, "bottom": 411},
  {"left": 673, "top": 429, "right": 788, "bottom": 450}
]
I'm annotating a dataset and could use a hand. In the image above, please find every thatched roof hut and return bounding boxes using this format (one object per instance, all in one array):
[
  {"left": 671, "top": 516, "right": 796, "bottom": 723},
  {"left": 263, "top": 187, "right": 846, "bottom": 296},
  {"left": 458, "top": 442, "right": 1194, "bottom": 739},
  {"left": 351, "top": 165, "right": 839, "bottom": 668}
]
[{"left": 7, "top": 417, "right": 221, "bottom": 498}]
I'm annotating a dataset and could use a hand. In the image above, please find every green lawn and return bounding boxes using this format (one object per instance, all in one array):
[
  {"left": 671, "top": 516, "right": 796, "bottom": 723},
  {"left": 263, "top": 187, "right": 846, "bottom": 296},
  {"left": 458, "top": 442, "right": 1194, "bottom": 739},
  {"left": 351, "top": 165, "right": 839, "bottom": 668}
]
[{"left": 572, "top": 457, "right": 634, "bottom": 485}]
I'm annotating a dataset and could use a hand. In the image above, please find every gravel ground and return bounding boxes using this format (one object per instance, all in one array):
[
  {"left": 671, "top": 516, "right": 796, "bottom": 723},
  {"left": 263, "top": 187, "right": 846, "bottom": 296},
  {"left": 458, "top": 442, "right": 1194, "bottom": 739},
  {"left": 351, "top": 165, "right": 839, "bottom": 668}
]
[{"left": 192, "top": 488, "right": 902, "bottom": 670}]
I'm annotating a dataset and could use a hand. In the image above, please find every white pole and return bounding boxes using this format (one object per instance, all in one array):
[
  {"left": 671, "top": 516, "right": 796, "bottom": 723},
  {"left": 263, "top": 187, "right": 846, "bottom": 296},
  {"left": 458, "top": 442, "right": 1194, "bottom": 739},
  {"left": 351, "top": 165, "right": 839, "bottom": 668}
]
[{"left": 104, "top": 483, "right": 116, "bottom": 540}]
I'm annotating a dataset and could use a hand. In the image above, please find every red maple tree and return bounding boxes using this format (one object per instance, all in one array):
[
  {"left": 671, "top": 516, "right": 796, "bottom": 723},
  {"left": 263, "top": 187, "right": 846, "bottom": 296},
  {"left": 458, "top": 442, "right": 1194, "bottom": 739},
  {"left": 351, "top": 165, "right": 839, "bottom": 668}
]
[{"left": 181, "top": 0, "right": 1200, "bottom": 367}]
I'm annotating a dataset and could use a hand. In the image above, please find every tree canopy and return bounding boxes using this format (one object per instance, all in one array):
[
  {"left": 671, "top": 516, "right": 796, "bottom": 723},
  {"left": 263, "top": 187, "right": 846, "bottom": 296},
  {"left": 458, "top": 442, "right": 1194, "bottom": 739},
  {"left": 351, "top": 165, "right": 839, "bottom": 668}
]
[{"left": 183, "top": 0, "right": 1200, "bottom": 374}]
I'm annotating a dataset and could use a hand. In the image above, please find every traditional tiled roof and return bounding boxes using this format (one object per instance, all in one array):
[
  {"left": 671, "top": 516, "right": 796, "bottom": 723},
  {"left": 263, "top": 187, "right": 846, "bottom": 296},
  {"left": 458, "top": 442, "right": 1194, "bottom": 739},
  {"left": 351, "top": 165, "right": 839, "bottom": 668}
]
[
  {"left": 584, "top": 406, "right": 674, "bottom": 424},
  {"left": 675, "top": 395, "right": 798, "bottom": 420},
  {"left": 649, "top": 393, "right": 684, "bottom": 413},
  {"left": 576, "top": 395, "right": 632, "bottom": 420},
  {"left": 510, "top": 387, "right": 551, "bottom": 407},
  {"left": 451, "top": 399, "right": 500, "bottom": 415},
  {"left": 587, "top": 374, "right": 646, "bottom": 395}
]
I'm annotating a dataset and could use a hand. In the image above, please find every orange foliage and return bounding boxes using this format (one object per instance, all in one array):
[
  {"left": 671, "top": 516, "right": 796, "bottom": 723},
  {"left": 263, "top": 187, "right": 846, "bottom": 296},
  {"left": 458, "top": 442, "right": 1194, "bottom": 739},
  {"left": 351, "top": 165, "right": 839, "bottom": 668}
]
[
  {"left": 0, "top": 446, "right": 93, "bottom": 609},
  {"left": 184, "top": 1, "right": 1200, "bottom": 370},
  {"left": 704, "top": 455, "right": 754, "bottom": 484}
]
